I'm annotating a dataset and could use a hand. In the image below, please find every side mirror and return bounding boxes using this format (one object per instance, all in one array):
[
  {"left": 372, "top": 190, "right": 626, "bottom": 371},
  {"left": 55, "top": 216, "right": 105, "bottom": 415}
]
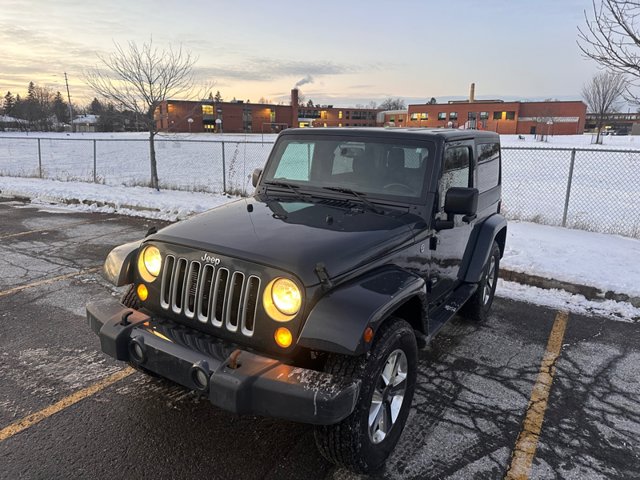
[
  {"left": 444, "top": 187, "right": 478, "bottom": 216},
  {"left": 435, "top": 187, "right": 479, "bottom": 231},
  {"left": 252, "top": 168, "right": 263, "bottom": 188}
]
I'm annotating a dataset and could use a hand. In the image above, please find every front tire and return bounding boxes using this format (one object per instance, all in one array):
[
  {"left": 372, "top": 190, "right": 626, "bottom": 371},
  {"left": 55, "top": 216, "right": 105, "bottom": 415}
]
[
  {"left": 314, "top": 319, "right": 417, "bottom": 473},
  {"left": 461, "top": 241, "right": 500, "bottom": 322}
]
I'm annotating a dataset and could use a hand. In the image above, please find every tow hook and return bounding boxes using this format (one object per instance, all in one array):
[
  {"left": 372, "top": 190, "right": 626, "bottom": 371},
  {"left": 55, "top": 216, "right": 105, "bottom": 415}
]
[{"left": 227, "top": 349, "right": 242, "bottom": 369}]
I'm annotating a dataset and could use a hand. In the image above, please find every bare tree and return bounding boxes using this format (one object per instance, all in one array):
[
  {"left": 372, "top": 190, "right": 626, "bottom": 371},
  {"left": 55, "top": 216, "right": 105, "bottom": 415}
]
[
  {"left": 582, "top": 72, "right": 626, "bottom": 143},
  {"left": 379, "top": 98, "right": 406, "bottom": 110},
  {"left": 85, "top": 40, "right": 200, "bottom": 189},
  {"left": 578, "top": 1, "right": 640, "bottom": 103}
]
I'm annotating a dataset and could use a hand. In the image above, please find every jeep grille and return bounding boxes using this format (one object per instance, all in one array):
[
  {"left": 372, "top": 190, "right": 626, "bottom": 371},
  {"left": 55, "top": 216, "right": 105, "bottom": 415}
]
[{"left": 159, "top": 255, "right": 260, "bottom": 337}]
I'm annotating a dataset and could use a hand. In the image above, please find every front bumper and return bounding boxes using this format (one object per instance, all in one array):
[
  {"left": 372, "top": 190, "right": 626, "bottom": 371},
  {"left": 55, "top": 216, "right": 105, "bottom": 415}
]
[{"left": 86, "top": 298, "right": 360, "bottom": 425}]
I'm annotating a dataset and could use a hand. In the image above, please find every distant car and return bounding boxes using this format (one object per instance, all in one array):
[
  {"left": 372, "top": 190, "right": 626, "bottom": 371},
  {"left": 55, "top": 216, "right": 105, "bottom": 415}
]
[{"left": 87, "top": 128, "right": 506, "bottom": 473}]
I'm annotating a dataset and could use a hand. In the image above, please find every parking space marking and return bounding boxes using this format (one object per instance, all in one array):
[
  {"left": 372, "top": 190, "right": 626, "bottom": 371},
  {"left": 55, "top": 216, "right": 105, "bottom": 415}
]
[
  {"left": 0, "top": 219, "right": 97, "bottom": 240},
  {"left": 505, "top": 310, "right": 569, "bottom": 480},
  {"left": 0, "top": 266, "right": 101, "bottom": 298},
  {"left": 0, "top": 367, "right": 133, "bottom": 443}
]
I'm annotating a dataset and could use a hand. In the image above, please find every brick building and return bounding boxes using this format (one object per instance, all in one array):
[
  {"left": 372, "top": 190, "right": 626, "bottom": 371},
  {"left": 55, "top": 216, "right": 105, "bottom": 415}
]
[
  {"left": 393, "top": 83, "right": 586, "bottom": 135},
  {"left": 156, "top": 89, "right": 379, "bottom": 133},
  {"left": 157, "top": 84, "right": 587, "bottom": 135}
]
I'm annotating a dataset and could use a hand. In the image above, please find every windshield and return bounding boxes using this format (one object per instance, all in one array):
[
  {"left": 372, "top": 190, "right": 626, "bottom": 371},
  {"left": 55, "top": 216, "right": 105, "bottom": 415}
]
[{"left": 263, "top": 135, "right": 435, "bottom": 200}]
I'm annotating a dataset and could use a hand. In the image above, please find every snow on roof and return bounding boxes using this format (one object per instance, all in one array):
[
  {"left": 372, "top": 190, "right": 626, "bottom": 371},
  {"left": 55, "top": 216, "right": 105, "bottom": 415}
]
[
  {"left": 72, "top": 114, "right": 99, "bottom": 124},
  {"left": 0, "top": 114, "right": 27, "bottom": 123}
]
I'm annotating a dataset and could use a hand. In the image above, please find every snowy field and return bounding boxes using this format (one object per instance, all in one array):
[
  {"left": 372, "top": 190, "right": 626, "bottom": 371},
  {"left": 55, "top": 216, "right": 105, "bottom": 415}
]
[{"left": 1, "top": 132, "right": 640, "bottom": 237}]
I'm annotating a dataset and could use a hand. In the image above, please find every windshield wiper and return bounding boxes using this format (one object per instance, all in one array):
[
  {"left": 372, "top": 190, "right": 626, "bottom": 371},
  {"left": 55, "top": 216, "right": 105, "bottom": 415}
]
[
  {"left": 263, "top": 181, "right": 311, "bottom": 202},
  {"left": 322, "top": 186, "right": 385, "bottom": 214}
]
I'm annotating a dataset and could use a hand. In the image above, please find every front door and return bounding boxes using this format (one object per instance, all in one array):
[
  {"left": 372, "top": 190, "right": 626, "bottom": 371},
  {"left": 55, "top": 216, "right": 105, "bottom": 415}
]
[{"left": 429, "top": 141, "right": 476, "bottom": 304}]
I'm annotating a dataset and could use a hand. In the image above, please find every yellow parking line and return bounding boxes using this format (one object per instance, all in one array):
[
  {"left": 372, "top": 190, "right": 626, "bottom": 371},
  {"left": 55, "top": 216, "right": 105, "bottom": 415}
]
[
  {"left": 0, "top": 367, "right": 134, "bottom": 443},
  {"left": 505, "top": 310, "right": 569, "bottom": 480},
  {"left": 0, "top": 267, "right": 101, "bottom": 298}
]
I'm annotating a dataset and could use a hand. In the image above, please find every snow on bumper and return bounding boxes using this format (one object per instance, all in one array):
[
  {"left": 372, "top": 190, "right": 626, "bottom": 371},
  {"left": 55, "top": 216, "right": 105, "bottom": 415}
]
[{"left": 86, "top": 298, "right": 360, "bottom": 425}]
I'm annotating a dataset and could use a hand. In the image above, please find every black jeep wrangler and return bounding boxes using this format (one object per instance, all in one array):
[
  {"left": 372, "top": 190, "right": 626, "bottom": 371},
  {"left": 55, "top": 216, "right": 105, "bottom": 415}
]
[{"left": 87, "top": 128, "right": 506, "bottom": 473}]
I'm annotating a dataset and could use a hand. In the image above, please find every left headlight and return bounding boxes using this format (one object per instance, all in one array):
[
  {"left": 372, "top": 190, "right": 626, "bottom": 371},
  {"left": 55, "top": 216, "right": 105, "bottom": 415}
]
[
  {"left": 263, "top": 277, "right": 302, "bottom": 321},
  {"left": 137, "top": 245, "right": 162, "bottom": 282}
]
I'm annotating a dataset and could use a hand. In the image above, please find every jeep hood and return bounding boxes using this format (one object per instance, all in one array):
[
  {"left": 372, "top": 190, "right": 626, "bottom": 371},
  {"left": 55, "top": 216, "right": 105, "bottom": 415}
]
[{"left": 149, "top": 197, "right": 420, "bottom": 286}]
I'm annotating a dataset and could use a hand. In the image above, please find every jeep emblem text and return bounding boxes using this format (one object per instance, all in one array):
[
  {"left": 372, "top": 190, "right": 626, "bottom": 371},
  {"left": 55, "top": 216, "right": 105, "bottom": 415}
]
[{"left": 201, "top": 253, "right": 221, "bottom": 266}]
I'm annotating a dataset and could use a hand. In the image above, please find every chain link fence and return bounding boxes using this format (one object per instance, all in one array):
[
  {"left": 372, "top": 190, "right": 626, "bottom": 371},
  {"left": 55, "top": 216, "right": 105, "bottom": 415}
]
[
  {"left": 0, "top": 136, "right": 274, "bottom": 195},
  {"left": 501, "top": 146, "right": 640, "bottom": 238},
  {"left": 1, "top": 136, "right": 640, "bottom": 238}
]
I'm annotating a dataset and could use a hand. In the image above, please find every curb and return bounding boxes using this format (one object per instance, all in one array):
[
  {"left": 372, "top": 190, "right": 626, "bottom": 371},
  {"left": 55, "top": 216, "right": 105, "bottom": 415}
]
[
  {"left": 1, "top": 192, "right": 162, "bottom": 215},
  {"left": 500, "top": 269, "right": 640, "bottom": 308}
]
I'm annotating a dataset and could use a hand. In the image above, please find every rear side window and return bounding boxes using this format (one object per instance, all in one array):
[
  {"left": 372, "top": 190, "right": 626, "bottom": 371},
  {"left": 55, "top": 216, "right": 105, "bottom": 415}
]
[{"left": 476, "top": 142, "right": 501, "bottom": 192}]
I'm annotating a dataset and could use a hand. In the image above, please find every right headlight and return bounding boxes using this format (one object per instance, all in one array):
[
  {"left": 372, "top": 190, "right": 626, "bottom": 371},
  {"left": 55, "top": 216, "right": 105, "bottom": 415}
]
[
  {"left": 137, "top": 245, "right": 162, "bottom": 282},
  {"left": 263, "top": 277, "right": 302, "bottom": 321}
]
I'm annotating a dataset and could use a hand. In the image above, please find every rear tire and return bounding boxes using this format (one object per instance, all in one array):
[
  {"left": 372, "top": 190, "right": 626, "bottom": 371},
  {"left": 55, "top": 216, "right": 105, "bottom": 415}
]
[
  {"left": 314, "top": 318, "right": 417, "bottom": 474},
  {"left": 461, "top": 241, "right": 500, "bottom": 322}
]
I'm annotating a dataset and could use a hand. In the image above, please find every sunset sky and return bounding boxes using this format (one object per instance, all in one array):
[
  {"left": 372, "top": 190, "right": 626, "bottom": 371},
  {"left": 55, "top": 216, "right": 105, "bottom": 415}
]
[{"left": 1, "top": 0, "right": 600, "bottom": 107}]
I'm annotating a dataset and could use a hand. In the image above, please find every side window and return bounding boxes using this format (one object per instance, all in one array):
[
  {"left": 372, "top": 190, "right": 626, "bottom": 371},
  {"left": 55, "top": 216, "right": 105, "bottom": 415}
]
[
  {"left": 273, "top": 143, "right": 314, "bottom": 181},
  {"left": 439, "top": 146, "right": 471, "bottom": 209},
  {"left": 476, "top": 142, "right": 501, "bottom": 192}
]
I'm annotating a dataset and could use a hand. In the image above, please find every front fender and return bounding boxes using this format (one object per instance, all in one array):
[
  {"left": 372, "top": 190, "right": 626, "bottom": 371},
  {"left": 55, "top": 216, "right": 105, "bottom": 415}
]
[
  {"left": 103, "top": 240, "right": 141, "bottom": 286},
  {"left": 297, "top": 267, "right": 426, "bottom": 356},
  {"left": 462, "top": 214, "right": 507, "bottom": 284}
]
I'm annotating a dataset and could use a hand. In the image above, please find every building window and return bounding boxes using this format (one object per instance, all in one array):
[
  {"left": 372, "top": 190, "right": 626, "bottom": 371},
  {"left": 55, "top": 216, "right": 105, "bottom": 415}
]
[
  {"left": 390, "top": 116, "right": 395, "bottom": 122},
  {"left": 506, "top": 111, "right": 516, "bottom": 120},
  {"left": 202, "top": 105, "right": 214, "bottom": 115},
  {"left": 438, "top": 112, "right": 446, "bottom": 120},
  {"left": 338, "top": 123, "right": 342, "bottom": 127},
  {"left": 493, "top": 111, "right": 503, "bottom": 120},
  {"left": 450, "top": 112, "right": 458, "bottom": 120},
  {"left": 410, "top": 113, "right": 418, "bottom": 121},
  {"left": 338, "top": 111, "right": 343, "bottom": 119},
  {"left": 480, "top": 111, "right": 489, "bottom": 120},
  {"left": 420, "top": 113, "right": 428, "bottom": 120}
]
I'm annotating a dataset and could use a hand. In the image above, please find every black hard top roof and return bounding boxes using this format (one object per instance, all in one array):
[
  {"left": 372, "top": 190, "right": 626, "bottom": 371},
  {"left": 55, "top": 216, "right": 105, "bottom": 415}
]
[{"left": 280, "top": 127, "right": 499, "bottom": 142}]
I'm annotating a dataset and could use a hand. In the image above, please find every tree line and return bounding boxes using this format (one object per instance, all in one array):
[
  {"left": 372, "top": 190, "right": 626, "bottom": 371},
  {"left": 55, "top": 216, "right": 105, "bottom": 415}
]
[{"left": 1, "top": 82, "right": 146, "bottom": 132}]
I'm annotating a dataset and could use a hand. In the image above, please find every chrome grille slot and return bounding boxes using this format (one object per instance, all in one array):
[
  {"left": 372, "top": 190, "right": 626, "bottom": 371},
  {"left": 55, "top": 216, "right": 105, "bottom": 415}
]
[
  {"left": 159, "top": 256, "right": 259, "bottom": 337},
  {"left": 225, "top": 272, "right": 245, "bottom": 332},
  {"left": 160, "top": 255, "right": 176, "bottom": 309},
  {"left": 196, "top": 264, "right": 215, "bottom": 323},
  {"left": 241, "top": 276, "right": 260, "bottom": 336},
  {"left": 183, "top": 261, "right": 201, "bottom": 319},
  {"left": 212, "top": 268, "right": 229, "bottom": 327},
  {"left": 171, "top": 258, "right": 188, "bottom": 314}
]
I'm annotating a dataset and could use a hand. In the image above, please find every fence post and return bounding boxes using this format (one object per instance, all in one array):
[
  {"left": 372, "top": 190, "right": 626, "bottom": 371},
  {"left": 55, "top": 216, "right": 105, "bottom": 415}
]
[
  {"left": 562, "top": 148, "right": 576, "bottom": 227},
  {"left": 221, "top": 141, "right": 226, "bottom": 193},
  {"left": 37, "top": 138, "right": 42, "bottom": 178},
  {"left": 93, "top": 139, "right": 97, "bottom": 183}
]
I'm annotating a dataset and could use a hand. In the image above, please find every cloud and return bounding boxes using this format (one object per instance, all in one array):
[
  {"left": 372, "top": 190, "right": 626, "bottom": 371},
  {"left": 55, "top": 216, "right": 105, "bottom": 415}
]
[{"left": 195, "top": 57, "right": 363, "bottom": 83}]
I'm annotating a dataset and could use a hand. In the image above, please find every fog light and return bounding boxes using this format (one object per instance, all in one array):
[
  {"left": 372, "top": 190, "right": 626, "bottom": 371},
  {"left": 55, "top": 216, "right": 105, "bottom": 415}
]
[
  {"left": 130, "top": 340, "right": 144, "bottom": 362},
  {"left": 274, "top": 327, "right": 293, "bottom": 348},
  {"left": 192, "top": 367, "right": 209, "bottom": 390},
  {"left": 137, "top": 284, "right": 148, "bottom": 301}
]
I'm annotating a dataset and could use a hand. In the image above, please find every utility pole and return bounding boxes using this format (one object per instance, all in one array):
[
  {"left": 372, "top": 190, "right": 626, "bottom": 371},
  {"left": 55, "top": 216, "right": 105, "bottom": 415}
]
[{"left": 64, "top": 72, "right": 74, "bottom": 132}]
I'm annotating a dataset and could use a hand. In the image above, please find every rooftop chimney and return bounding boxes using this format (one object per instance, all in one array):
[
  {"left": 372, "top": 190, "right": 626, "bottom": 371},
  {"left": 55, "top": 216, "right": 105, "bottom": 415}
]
[
  {"left": 291, "top": 88, "right": 299, "bottom": 128},
  {"left": 469, "top": 83, "right": 475, "bottom": 103}
]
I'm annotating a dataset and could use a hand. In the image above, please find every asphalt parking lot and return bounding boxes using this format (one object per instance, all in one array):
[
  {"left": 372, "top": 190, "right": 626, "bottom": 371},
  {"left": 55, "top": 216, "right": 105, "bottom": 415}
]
[{"left": 1, "top": 197, "right": 639, "bottom": 480}]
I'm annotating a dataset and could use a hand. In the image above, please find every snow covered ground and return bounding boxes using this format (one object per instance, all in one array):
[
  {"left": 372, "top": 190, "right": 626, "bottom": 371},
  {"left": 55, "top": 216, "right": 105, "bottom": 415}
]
[
  {"left": 2, "top": 132, "right": 640, "bottom": 237},
  {"left": 1, "top": 176, "right": 638, "bottom": 321}
]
